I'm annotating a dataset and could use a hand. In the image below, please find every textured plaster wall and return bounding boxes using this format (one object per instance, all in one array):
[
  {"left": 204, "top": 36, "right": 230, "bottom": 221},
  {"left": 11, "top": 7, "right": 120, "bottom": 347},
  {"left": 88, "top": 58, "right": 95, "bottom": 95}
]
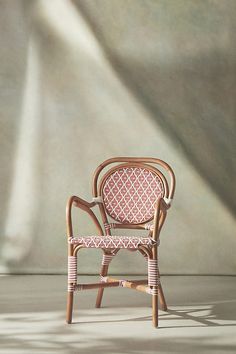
[{"left": 0, "top": 0, "right": 235, "bottom": 274}]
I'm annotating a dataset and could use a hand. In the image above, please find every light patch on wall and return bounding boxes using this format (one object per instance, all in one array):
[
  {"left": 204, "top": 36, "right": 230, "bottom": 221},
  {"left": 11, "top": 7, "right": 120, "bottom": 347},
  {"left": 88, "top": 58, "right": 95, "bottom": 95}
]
[
  {"left": 35, "top": 0, "right": 104, "bottom": 62},
  {"left": 1, "top": 39, "right": 41, "bottom": 265}
]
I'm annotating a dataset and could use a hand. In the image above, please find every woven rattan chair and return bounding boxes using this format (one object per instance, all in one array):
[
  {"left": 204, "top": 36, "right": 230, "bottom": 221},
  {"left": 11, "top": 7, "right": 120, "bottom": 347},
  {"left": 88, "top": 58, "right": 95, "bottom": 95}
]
[{"left": 66, "top": 157, "right": 175, "bottom": 327}]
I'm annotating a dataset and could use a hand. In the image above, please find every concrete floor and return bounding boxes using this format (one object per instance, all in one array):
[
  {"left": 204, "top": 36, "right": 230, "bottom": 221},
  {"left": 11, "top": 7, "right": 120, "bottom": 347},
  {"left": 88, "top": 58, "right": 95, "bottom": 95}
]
[{"left": 0, "top": 275, "right": 236, "bottom": 354}]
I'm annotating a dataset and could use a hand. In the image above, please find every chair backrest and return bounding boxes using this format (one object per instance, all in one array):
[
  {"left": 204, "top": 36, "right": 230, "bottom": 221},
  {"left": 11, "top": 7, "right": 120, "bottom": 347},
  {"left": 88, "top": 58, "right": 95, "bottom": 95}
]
[{"left": 93, "top": 157, "right": 175, "bottom": 231}]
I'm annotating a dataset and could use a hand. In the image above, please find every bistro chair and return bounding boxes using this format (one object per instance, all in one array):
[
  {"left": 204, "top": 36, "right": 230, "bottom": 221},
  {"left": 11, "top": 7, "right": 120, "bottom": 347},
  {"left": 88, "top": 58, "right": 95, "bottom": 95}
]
[{"left": 66, "top": 157, "right": 175, "bottom": 327}]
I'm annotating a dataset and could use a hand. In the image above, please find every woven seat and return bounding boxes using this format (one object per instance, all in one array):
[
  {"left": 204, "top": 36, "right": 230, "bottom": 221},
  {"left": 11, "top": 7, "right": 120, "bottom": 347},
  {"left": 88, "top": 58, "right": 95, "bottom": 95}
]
[
  {"left": 69, "top": 235, "right": 158, "bottom": 249},
  {"left": 65, "top": 157, "right": 175, "bottom": 327}
]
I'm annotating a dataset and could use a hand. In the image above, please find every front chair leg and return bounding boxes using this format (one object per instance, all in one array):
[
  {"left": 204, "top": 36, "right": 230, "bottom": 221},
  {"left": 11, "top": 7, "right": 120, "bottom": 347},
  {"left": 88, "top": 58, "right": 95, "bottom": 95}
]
[
  {"left": 66, "top": 291, "right": 74, "bottom": 324},
  {"left": 159, "top": 281, "right": 168, "bottom": 311},
  {"left": 148, "top": 256, "right": 159, "bottom": 327},
  {"left": 66, "top": 255, "right": 77, "bottom": 323},
  {"left": 152, "top": 289, "right": 158, "bottom": 327}
]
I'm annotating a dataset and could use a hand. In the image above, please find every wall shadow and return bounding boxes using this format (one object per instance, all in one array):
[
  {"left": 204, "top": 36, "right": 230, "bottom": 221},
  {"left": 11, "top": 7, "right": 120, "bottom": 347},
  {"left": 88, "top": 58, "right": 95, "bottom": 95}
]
[{"left": 75, "top": 0, "right": 236, "bottom": 216}]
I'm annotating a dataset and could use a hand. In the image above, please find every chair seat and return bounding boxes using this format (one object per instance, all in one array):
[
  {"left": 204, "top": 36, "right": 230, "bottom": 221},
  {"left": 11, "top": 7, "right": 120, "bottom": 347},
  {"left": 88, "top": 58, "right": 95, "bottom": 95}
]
[{"left": 68, "top": 235, "right": 158, "bottom": 249}]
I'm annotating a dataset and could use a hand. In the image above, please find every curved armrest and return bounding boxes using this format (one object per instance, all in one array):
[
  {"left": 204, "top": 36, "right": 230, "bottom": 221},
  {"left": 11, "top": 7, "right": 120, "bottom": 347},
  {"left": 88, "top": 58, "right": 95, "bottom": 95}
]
[
  {"left": 71, "top": 195, "right": 96, "bottom": 209},
  {"left": 66, "top": 195, "right": 103, "bottom": 238}
]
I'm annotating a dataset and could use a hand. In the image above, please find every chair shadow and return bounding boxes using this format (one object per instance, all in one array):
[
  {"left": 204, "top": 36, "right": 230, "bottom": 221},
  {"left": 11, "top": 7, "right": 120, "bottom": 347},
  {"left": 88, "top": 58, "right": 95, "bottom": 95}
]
[
  {"left": 72, "top": 299, "right": 236, "bottom": 329},
  {"left": 1, "top": 300, "right": 236, "bottom": 354}
]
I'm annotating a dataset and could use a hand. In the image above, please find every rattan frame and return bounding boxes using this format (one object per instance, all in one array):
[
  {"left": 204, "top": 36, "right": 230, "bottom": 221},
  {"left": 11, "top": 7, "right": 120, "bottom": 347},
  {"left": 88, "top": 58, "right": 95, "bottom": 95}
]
[{"left": 66, "top": 157, "right": 176, "bottom": 327}]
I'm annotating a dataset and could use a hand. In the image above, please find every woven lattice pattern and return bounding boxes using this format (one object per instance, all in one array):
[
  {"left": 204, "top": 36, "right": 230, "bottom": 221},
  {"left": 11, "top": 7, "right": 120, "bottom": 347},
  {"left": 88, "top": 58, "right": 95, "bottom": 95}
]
[
  {"left": 101, "top": 167, "right": 164, "bottom": 223},
  {"left": 69, "top": 236, "right": 157, "bottom": 249}
]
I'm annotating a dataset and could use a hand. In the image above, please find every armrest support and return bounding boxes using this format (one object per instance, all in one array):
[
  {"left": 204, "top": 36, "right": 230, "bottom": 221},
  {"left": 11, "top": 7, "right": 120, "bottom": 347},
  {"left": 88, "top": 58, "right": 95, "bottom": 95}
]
[
  {"left": 161, "top": 197, "right": 172, "bottom": 210},
  {"left": 152, "top": 196, "right": 172, "bottom": 241},
  {"left": 66, "top": 195, "right": 103, "bottom": 238}
]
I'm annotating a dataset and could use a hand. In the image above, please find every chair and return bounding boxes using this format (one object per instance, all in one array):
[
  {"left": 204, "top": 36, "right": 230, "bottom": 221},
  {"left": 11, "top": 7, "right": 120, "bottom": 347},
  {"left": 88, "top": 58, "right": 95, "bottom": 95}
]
[{"left": 66, "top": 157, "right": 175, "bottom": 327}]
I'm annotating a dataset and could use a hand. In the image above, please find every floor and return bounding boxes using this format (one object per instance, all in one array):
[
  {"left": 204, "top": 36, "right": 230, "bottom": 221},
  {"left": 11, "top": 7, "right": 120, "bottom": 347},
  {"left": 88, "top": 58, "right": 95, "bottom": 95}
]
[{"left": 0, "top": 275, "right": 236, "bottom": 354}]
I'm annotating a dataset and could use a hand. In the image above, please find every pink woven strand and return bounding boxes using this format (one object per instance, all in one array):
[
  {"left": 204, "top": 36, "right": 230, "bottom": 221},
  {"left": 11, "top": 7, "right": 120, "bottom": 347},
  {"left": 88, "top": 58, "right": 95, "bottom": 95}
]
[
  {"left": 100, "top": 254, "right": 114, "bottom": 282},
  {"left": 68, "top": 256, "right": 77, "bottom": 291},
  {"left": 104, "top": 223, "right": 112, "bottom": 230},
  {"left": 148, "top": 258, "right": 159, "bottom": 286},
  {"left": 102, "top": 254, "right": 114, "bottom": 265}
]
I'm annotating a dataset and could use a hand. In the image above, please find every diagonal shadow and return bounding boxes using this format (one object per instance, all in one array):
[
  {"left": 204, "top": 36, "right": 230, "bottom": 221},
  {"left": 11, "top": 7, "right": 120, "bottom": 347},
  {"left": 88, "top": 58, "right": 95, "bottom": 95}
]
[
  {"left": 74, "top": 0, "right": 236, "bottom": 216},
  {"left": 1, "top": 305, "right": 236, "bottom": 353},
  {"left": 72, "top": 301, "right": 236, "bottom": 328}
]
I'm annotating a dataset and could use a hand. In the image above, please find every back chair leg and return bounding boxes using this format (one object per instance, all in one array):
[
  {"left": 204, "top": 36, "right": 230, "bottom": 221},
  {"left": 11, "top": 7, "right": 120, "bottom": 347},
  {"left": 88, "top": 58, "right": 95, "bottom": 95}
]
[
  {"left": 95, "top": 263, "right": 108, "bottom": 308},
  {"left": 159, "top": 281, "right": 168, "bottom": 311},
  {"left": 96, "top": 252, "right": 114, "bottom": 308}
]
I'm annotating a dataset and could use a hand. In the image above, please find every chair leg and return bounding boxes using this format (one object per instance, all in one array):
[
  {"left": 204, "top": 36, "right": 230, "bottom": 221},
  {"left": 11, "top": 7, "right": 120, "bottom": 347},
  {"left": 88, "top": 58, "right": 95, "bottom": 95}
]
[
  {"left": 96, "top": 252, "right": 115, "bottom": 308},
  {"left": 66, "top": 291, "right": 74, "bottom": 324},
  {"left": 159, "top": 281, "right": 168, "bottom": 311},
  {"left": 148, "top": 253, "right": 159, "bottom": 327},
  {"left": 152, "top": 290, "right": 158, "bottom": 327},
  {"left": 67, "top": 255, "right": 77, "bottom": 324},
  {"left": 95, "top": 263, "right": 108, "bottom": 308}
]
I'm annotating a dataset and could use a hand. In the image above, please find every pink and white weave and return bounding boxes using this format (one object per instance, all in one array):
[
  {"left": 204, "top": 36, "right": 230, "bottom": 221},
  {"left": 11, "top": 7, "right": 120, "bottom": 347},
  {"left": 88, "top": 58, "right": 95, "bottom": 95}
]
[
  {"left": 101, "top": 167, "right": 164, "bottom": 224},
  {"left": 101, "top": 254, "right": 114, "bottom": 265},
  {"left": 148, "top": 258, "right": 159, "bottom": 295},
  {"left": 68, "top": 256, "right": 77, "bottom": 292},
  {"left": 68, "top": 236, "right": 158, "bottom": 249}
]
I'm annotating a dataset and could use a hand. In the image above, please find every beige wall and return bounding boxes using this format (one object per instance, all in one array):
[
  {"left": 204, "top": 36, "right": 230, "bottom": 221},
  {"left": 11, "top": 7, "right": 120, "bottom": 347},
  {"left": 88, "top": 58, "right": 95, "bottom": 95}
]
[{"left": 0, "top": 0, "right": 235, "bottom": 274}]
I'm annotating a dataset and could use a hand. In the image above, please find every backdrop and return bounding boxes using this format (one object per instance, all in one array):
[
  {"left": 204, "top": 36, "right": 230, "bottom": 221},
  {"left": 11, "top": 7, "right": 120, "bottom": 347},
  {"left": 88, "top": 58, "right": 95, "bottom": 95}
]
[{"left": 0, "top": 0, "right": 235, "bottom": 275}]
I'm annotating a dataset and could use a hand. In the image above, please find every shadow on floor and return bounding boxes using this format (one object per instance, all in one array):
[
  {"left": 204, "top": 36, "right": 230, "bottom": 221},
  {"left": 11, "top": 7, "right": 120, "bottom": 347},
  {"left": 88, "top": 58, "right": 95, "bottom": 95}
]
[
  {"left": 1, "top": 276, "right": 236, "bottom": 353},
  {"left": 1, "top": 301, "right": 236, "bottom": 353}
]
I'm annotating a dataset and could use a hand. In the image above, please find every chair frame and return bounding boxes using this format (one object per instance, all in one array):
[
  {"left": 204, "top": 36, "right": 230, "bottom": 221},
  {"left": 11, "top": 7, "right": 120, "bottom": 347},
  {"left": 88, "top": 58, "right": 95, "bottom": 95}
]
[{"left": 66, "top": 157, "right": 176, "bottom": 327}]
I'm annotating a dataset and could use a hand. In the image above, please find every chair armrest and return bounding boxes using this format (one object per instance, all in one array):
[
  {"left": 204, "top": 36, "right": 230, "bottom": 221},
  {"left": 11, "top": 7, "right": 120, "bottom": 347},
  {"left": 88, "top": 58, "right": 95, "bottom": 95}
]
[
  {"left": 71, "top": 195, "right": 96, "bottom": 209},
  {"left": 66, "top": 195, "right": 103, "bottom": 238}
]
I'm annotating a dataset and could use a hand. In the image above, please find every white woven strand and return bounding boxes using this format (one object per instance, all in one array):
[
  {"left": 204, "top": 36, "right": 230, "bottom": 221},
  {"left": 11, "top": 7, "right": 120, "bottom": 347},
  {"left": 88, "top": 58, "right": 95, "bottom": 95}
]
[
  {"left": 119, "top": 279, "right": 126, "bottom": 287},
  {"left": 150, "top": 287, "right": 158, "bottom": 295},
  {"left": 148, "top": 258, "right": 159, "bottom": 296},
  {"left": 100, "top": 276, "right": 108, "bottom": 282},
  {"left": 145, "top": 223, "right": 154, "bottom": 230},
  {"left": 68, "top": 284, "right": 75, "bottom": 292},
  {"left": 68, "top": 256, "right": 77, "bottom": 291},
  {"left": 102, "top": 254, "right": 114, "bottom": 265},
  {"left": 163, "top": 197, "right": 173, "bottom": 206},
  {"left": 148, "top": 258, "right": 158, "bottom": 286},
  {"left": 92, "top": 196, "right": 103, "bottom": 203}
]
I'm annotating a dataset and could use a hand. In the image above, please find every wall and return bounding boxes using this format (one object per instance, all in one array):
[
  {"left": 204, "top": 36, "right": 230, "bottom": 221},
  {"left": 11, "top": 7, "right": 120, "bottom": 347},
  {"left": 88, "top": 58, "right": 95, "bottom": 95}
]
[{"left": 0, "top": 0, "right": 235, "bottom": 274}]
